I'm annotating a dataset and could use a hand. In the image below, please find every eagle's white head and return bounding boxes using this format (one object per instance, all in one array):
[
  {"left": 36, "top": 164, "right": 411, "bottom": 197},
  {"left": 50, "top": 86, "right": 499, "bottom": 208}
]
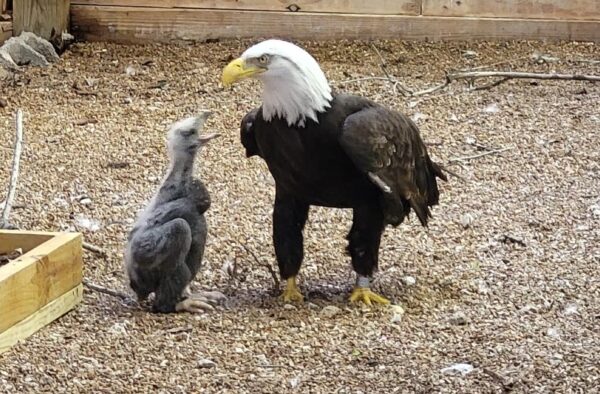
[{"left": 222, "top": 39, "right": 332, "bottom": 127}]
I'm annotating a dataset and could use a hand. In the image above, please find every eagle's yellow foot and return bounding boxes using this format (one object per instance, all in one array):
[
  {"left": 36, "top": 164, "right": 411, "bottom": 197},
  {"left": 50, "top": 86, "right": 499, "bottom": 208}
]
[
  {"left": 350, "top": 287, "right": 390, "bottom": 306},
  {"left": 281, "top": 277, "right": 304, "bottom": 302}
]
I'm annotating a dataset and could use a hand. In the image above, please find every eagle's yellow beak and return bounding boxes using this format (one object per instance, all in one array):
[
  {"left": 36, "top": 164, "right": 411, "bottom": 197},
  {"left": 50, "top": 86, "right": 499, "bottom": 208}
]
[{"left": 221, "top": 57, "right": 264, "bottom": 87}]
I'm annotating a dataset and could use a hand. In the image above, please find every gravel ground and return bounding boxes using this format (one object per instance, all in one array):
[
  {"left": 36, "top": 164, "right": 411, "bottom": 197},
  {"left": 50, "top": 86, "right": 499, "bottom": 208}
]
[{"left": 0, "top": 39, "right": 599, "bottom": 393}]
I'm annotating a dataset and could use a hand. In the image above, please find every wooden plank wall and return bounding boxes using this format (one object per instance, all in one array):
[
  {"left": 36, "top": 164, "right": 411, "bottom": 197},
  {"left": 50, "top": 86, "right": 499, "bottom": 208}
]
[
  {"left": 70, "top": 0, "right": 600, "bottom": 43},
  {"left": 0, "top": 0, "right": 11, "bottom": 44},
  {"left": 72, "top": 0, "right": 421, "bottom": 15},
  {"left": 13, "top": 0, "right": 70, "bottom": 41},
  {"left": 422, "top": 0, "right": 599, "bottom": 21}
]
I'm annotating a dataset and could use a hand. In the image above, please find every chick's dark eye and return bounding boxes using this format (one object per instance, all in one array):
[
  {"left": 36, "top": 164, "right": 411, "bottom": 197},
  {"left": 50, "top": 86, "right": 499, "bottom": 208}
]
[{"left": 182, "top": 130, "right": 195, "bottom": 137}]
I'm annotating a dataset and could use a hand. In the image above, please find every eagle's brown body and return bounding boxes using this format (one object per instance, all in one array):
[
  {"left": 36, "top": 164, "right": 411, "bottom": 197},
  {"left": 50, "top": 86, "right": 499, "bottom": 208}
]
[{"left": 241, "top": 93, "right": 446, "bottom": 279}]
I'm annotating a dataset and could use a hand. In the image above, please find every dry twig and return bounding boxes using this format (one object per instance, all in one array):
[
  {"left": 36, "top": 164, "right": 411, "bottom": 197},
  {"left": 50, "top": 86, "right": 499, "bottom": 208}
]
[
  {"left": 83, "top": 279, "right": 137, "bottom": 304},
  {"left": 481, "top": 367, "right": 514, "bottom": 393},
  {"left": 83, "top": 241, "right": 107, "bottom": 257},
  {"left": 339, "top": 67, "right": 600, "bottom": 98},
  {"left": 369, "top": 43, "right": 413, "bottom": 96},
  {"left": 451, "top": 70, "right": 600, "bottom": 82},
  {"left": 239, "top": 242, "right": 280, "bottom": 289},
  {"left": 449, "top": 147, "right": 512, "bottom": 163},
  {"left": 1, "top": 109, "right": 24, "bottom": 229},
  {"left": 571, "top": 58, "right": 600, "bottom": 65}
]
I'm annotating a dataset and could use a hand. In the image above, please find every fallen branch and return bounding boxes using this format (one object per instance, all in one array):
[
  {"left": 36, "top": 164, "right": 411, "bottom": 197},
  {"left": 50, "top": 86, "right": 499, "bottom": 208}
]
[
  {"left": 83, "top": 241, "right": 107, "bottom": 257},
  {"left": 481, "top": 367, "right": 514, "bottom": 393},
  {"left": 239, "top": 243, "right": 280, "bottom": 289},
  {"left": 1, "top": 109, "right": 24, "bottom": 229},
  {"left": 438, "top": 164, "right": 466, "bottom": 182},
  {"left": 338, "top": 68, "right": 599, "bottom": 98},
  {"left": 82, "top": 279, "right": 137, "bottom": 304},
  {"left": 449, "top": 147, "right": 512, "bottom": 163},
  {"left": 571, "top": 58, "right": 600, "bottom": 65},
  {"left": 412, "top": 76, "right": 451, "bottom": 97},
  {"left": 370, "top": 43, "right": 412, "bottom": 96},
  {"left": 449, "top": 70, "right": 600, "bottom": 82},
  {"left": 468, "top": 77, "right": 511, "bottom": 92},
  {"left": 338, "top": 76, "right": 395, "bottom": 84}
]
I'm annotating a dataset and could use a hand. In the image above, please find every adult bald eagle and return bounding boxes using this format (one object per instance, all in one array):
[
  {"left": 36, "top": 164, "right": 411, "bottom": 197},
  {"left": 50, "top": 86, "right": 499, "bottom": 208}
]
[{"left": 222, "top": 39, "right": 447, "bottom": 305}]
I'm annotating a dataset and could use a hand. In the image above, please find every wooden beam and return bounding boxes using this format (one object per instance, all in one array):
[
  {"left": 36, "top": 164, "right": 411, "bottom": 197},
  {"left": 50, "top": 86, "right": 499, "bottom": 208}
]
[
  {"left": 0, "top": 284, "right": 83, "bottom": 354},
  {"left": 13, "top": 0, "right": 70, "bottom": 41},
  {"left": 71, "top": 0, "right": 422, "bottom": 15},
  {"left": 70, "top": 6, "right": 600, "bottom": 43},
  {"left": 422, "top": 0, "right": 600, "bottom": 21},
  {"left": 0, "top": 232, "right": 82, "bottom": 333},
  {"left": 0, "top": 20, "right": 11, "bottom": 44},
  {"left": 0, "top": 231, "right": 54, "bottom": 254}
]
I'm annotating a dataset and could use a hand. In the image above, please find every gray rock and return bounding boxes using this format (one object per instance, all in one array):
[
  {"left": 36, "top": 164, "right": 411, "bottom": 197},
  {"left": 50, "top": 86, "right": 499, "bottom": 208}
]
[
  {"left": 320, "top": 305, "right": 341, "bottom": 318},
  {"left": 449, "top": 311, "right": 469, "bottom": 326},
  {"left": 19, "top": 32, "right": 59, "bottom": 62},
  {"left": 2, "top": 37, "right": 49, "bottom": 67},
  {"left": 197, "top": 358, "right": 216, "bottom": 369},
  {"left": 0, "top": 49, "right": 18, "bottom": 70},
  {"left": 441, "top": 363, "right": 474, "bottom": 376},
  {"left": 390, "top": 305, "right": 405, "bottom": 324}
]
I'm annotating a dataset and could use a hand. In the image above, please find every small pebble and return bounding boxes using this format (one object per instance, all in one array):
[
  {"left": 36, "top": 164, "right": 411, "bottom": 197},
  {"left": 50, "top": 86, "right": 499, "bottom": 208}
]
[
  {"left": 390, "top": 305, "right": 405, "bottom": 324},
  {"left": 563, "top": 303, "right": 578, "bottom": 316},
  {"left": 441, "top": 363, "right": 474, "bottom": 376},
  {"left": 197, "top": 358, "right": 216, "bottom": 369},
  {"left": 449, "top": 311, "right": 469, "bottom": 326},
  {"left": 547, "top": 327, "right": 561, "bottom": 338},
  {"left": 460, "top": 213, "right": 474, "bottom": 228},
  {"left": 320, "top": 305, "right": 341, "bottom": 318}
]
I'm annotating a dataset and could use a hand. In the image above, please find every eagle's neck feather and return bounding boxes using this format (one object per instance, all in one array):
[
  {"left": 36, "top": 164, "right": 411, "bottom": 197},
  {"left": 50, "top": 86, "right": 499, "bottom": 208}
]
[{"left": 260, "top": 63, "right": 332, "bottom": 128}]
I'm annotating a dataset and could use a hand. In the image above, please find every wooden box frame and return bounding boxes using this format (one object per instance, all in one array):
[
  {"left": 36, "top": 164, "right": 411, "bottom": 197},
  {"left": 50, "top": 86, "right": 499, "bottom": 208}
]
[{"left": 0, "top": 230, "right": 83, "bottom": 354}]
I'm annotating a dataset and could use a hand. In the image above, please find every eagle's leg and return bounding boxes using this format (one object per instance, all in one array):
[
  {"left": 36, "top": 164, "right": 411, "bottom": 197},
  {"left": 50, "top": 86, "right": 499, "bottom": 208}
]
[
  {"left": 273, "top": 192, "right": 310, "bottom": 303},
  {"left": 347, "top": 204, "right": 390, "bottom": 305}
]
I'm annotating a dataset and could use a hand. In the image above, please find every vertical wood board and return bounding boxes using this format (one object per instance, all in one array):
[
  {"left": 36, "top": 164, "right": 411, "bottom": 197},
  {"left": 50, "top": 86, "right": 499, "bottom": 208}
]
[
  {"left": 70, "top": 0, "right": 422, "bottom": 15},
  {"left": 0, "top": 232, "right": 82, "bottom": 333},
  {"left": 13, "top": 0, "right": 70, "bottom": 40},
  {"left": 0, "top": 285, "right": 83, "bottom": 354},
  {"left": 0, "top": 21, "right": 12, "bottom": 45},
  {"left": 422, "top": 0, "right": 600, "bottom": 21}
]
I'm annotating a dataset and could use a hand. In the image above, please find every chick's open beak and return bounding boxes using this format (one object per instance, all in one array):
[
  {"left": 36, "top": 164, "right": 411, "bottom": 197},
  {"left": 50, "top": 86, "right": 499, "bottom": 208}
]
[
  {"left": 199, "top": 133, "right": 220, "bottom": 143},
  {"left": 221, "top": 57, "right": 264, "bottom": 87}
]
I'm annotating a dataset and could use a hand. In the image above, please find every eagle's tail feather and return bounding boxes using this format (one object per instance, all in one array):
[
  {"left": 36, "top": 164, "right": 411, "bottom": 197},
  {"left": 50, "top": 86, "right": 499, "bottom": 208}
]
[{"left": 410, "top": 156, "right": 447, "bottom": 227}]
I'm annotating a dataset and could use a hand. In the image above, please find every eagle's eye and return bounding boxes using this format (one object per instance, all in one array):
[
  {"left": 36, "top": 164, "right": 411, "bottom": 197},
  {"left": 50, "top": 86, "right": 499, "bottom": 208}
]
[{"left": 258, "top": 55, "right": 269, "bottom": 65}]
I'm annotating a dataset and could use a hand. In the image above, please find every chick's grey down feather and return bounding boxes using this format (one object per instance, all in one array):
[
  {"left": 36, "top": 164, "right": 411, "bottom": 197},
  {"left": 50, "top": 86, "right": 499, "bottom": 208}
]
[{"left": 124, "top": 113, "right": 223, "bottom": 313}]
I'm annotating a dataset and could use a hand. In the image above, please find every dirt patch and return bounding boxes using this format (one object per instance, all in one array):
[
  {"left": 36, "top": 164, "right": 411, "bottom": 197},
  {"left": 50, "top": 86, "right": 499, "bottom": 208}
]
[{"left": 0, "top": 38, "right": 598, "bottom": 392}]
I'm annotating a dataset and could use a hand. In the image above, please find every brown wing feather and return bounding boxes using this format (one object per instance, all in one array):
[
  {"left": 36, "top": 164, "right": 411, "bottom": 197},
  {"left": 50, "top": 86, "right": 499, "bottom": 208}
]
[{"left": 340, "top": 106, "right": 446, "bottom": 226}]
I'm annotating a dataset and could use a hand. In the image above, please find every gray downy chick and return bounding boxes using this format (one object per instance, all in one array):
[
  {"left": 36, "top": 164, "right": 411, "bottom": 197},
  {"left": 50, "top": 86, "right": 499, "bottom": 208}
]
[{"left": 124, "top": 111, "right": 225, "bottom": 313}]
